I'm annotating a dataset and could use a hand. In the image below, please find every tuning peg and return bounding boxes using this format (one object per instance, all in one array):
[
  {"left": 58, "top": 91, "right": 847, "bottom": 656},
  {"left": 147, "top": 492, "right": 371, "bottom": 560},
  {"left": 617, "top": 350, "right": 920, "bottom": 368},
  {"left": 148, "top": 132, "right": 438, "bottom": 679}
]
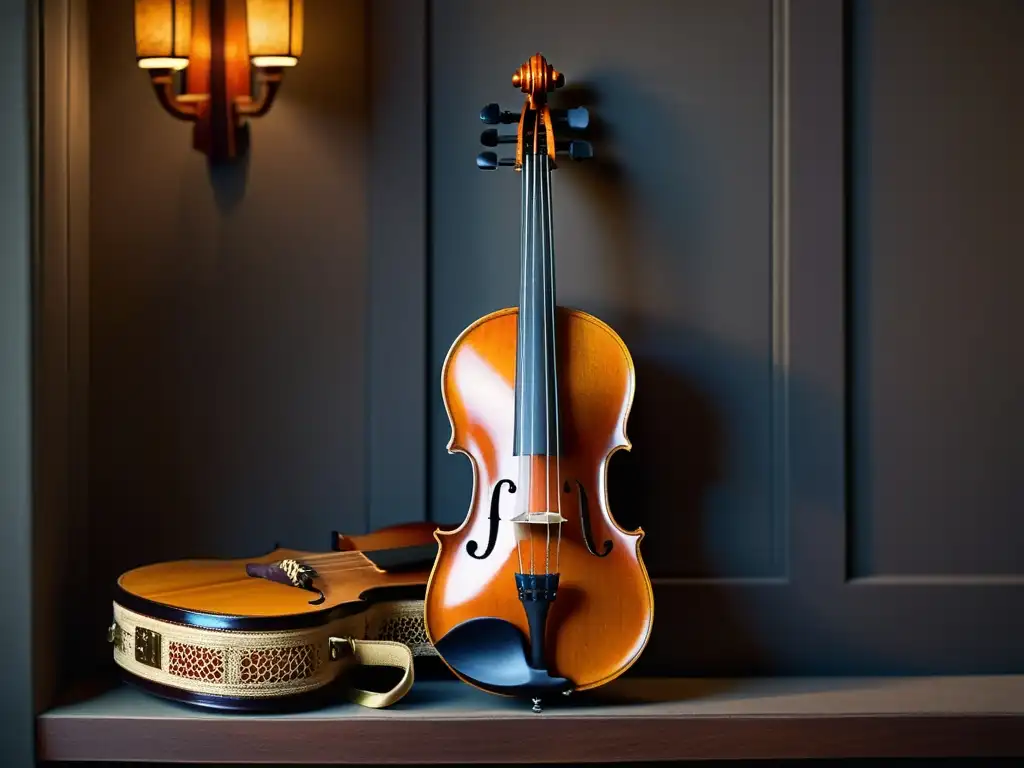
[
  {"left": 556, "top": 139, "right": 594, "bottom": 161},
  {"left": 480, "top": 128, "right": 517, "bottom": 147},
  {"left": 553, "top": 106, "right": 589, "bottom": 130},
  {"left": 480, "top": 103, "right": 518, "bottom": 125},
  {"left": 476, "top": 151, "right": 516, "bottom": 170}
]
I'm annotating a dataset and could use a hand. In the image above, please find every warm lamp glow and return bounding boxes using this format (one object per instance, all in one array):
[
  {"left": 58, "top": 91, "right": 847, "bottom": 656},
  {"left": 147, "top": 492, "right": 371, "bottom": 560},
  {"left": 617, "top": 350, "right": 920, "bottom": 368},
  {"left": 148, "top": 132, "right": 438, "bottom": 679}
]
[
  {"left": 138, "top": 57, "right": 189, "bottom": 71},
  {"left": 251, "top": 55, "right": 297, "bottom": 68},
  {"left": 135, "top": 0, "right": 192, "bottom": 69},
  {"left": 246, "top": 0, "right": 303, "bottom": 67},
  {"left": 136, "top": 0, "right": 301, "bottom": 162}
]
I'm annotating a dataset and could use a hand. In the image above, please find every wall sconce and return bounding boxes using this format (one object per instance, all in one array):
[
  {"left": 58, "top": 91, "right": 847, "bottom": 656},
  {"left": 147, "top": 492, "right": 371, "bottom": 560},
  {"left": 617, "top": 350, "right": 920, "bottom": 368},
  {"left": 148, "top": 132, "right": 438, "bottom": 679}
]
[{"left": 134, "top": 0, "right": 303, "bottom": 162}]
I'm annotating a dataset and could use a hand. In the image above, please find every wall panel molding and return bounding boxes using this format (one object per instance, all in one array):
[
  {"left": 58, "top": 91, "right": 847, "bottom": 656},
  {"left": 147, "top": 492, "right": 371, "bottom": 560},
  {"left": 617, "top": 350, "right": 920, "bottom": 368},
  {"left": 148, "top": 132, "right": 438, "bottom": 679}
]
[
  {"left": 2, "top": 0, "right": 38, "bottom": 762},
  {"left": 784, "top": 0, "right": 847, "bottom": 587},
  {"left": 428, "top": 0, "right": 790, "bottom": 583},
  {"left": 26, "top": 0, "right": 1024, "bottom": 685},
  {"left": 34, "top": 0, "right": 91, "bottom": 715},
  {"left": 769, "top": 0, "right": 792, "bottom": 582},
  {"left": 366, "top": 0, "right": 430, "bottom": 531},
  {"left": 637, "top": 0, "right": 802, "bottom": 586},
  {"left": 844, "top": 0, "right": 1024, "bottom": 582}
]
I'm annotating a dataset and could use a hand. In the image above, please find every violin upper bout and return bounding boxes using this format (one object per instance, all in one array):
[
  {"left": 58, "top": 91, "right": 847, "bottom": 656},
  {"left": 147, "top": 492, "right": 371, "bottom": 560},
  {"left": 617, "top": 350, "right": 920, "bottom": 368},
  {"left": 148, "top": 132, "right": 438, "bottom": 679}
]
[{"left": 432, "top": 522, "right": 459, "bottom": 548}]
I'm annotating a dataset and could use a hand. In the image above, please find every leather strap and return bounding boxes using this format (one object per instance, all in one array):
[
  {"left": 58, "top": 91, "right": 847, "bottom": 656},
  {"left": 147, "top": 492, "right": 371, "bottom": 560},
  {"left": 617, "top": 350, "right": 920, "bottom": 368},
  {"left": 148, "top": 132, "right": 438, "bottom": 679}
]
[
  {"left": 334, "top": 637, "right": 415, "bottom": 709},
  {"left": 109, "top": 601, "right": 417, "bottom": 709}
]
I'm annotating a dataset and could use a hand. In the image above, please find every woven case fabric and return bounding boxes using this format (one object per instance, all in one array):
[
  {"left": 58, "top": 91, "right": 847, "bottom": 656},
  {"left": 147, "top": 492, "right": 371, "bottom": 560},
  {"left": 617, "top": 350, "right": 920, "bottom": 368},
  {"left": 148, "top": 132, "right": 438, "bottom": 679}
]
[{"left": 110, "top": 599, "right": 434, "bottom": 700}]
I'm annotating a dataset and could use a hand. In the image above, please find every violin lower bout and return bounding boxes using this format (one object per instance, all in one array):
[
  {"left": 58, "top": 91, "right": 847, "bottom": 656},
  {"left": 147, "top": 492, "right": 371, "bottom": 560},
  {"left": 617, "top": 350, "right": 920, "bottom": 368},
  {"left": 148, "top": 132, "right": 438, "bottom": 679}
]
[{"left": 425, "top": 306, "right": 654, "bottom": 694}]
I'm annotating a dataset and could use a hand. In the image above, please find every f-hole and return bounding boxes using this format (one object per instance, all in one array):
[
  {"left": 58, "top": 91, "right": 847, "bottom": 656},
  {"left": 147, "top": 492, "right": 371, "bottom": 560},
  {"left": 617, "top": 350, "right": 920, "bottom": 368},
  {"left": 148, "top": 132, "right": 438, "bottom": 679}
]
[
  {"left": 467, "top": 478, "right": 516, "bottom": 559},
  {"left": 564, "top": 479, "right": 612, "bottom": 557}
]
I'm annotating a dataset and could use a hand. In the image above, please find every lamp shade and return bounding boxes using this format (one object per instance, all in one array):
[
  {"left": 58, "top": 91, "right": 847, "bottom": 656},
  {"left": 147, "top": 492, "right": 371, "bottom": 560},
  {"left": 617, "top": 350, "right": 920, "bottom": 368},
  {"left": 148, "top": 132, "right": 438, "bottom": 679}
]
[
  {"left": 134, "top": 0, "right": 192, "bottom": 70},
  {"left": 246, "top": 0, "right": 303, "bottom": 68}
]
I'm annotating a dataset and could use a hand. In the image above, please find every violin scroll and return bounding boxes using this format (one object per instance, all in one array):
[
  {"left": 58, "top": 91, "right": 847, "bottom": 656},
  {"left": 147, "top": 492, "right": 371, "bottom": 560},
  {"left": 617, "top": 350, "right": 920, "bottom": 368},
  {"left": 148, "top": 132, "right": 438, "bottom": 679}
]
[
  {"left": 475, "top": 53, "right": 593, "bottom": 171},
  {"left": 512, "top": 54, "right": 564, "bottom": 104}
]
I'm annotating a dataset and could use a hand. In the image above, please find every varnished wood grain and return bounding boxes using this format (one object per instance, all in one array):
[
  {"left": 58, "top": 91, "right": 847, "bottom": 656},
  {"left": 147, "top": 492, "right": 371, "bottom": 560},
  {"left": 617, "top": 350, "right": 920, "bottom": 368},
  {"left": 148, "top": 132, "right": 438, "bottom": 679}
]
[
  {"left": 425, "top": 306, "right": 654, "bottom": 692},
  {"left": 118, "top": 527, "right": 435, "bottom": 618},
  {"left": 38, "top": 676, "right": 1024, "bottom": 763},
  {"left": 336, "top": 522, "right": 447, "bottom": 552}
]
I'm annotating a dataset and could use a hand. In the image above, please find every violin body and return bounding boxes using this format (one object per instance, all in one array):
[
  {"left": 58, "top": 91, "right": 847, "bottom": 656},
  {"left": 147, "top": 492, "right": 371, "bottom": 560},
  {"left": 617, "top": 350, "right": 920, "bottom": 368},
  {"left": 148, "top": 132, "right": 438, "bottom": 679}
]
[
  {"left": 426, "top": 307, "right": 653, "bottom": 692},
  {"left": 111, "top": 523, "right": 439, "bottom": 711},
  {"left": 424, "top": 55, "right": 653, "bottom": 708}
]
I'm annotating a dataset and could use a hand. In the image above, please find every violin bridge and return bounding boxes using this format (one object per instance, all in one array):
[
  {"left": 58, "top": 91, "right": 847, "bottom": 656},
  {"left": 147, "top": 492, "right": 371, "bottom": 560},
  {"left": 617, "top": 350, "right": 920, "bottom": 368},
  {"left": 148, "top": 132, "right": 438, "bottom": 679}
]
[{"left": 510, "top": 511, "right": 566, "bottom": 542}]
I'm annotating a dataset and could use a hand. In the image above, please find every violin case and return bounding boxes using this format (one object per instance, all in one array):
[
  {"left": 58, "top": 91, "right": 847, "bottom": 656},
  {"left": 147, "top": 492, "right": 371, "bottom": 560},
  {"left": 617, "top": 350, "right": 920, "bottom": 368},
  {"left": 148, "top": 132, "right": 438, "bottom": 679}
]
[{"left": 108, "top": 522, "right": 441, "bottom": 712}]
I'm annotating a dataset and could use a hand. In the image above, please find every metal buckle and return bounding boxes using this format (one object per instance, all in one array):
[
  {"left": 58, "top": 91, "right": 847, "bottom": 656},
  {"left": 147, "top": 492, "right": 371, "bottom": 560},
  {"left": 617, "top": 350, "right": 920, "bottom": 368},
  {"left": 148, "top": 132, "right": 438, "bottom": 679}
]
[
  {"left": 107, "top": 622, "right": 126, "bottom": 653},
  {"left": 328, "top": 636, "right": 355, "bottom": 661},
  {"left": 134, "top": 627, "right": 162, "bottom": 669}
]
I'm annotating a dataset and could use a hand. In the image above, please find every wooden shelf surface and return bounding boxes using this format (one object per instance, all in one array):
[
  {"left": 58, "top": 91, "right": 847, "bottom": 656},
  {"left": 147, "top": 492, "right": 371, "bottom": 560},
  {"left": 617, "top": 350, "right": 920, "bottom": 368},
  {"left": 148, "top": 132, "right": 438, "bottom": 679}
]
[{"left": 38, "top": 675, "right": 1024, "bottom": 763}]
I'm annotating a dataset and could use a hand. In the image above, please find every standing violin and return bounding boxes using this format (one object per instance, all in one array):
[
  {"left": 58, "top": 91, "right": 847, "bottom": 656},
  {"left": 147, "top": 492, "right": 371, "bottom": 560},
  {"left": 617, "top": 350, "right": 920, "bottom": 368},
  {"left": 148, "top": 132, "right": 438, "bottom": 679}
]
[{"left": 424, "top": 54, "right": 654, "bottom": 711}]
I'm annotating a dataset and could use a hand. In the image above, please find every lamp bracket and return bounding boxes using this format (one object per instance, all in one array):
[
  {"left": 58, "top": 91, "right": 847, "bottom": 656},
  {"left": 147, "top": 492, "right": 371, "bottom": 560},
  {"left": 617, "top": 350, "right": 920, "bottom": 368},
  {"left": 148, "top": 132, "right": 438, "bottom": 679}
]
[
  {"left": 147, "top": 66, "right": 284, "bottom": 127},
  {"left": 148, "top": 70, "right": 208, "bottom": 122},
  {"left": 142, "top": 0, "right": 293, "bottom": 163},
  {"left": 235, "top": 67, "right": 284, "bottom": 119}
]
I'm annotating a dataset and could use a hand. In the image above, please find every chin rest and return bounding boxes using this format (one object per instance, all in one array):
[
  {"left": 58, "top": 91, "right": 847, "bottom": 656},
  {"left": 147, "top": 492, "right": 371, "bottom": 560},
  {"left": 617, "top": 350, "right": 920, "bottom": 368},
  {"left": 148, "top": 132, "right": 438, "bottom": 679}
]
[{"left": 434, "top": 617, "right": 573, "bottom": 696}]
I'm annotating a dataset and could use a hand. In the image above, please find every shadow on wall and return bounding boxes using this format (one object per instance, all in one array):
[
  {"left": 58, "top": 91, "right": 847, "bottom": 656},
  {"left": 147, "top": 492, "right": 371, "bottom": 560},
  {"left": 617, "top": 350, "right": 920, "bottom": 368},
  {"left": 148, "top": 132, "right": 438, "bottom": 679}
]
[
  {"left": 546, "top": 71, "right": 849, "bottom": 676},
  {"left": 82, "top": 0, "right": 370, "bottom": 683},
  {"left": 205, "top": 0, "right": 251, "bottom": 211},
  {"left": 164, "top": 0, "right": 367, "bottom": 211}
]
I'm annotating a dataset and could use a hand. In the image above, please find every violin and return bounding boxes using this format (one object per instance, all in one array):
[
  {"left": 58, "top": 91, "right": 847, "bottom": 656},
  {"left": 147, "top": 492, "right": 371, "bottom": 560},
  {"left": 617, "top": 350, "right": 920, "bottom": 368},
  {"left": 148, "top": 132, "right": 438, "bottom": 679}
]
[
  {"left": 110, "top": 522, "right": 441, "bottom": 711},
  {"left": 424, "top": 54, "right": 654, "bottom": 711}
]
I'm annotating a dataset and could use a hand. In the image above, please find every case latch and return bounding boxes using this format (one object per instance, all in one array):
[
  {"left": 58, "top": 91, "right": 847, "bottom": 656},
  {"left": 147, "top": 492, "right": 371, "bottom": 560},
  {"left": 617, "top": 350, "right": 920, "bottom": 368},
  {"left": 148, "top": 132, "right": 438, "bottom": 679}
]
[{"left": 134, "top": 627, "right": 162, "bottom": 668}]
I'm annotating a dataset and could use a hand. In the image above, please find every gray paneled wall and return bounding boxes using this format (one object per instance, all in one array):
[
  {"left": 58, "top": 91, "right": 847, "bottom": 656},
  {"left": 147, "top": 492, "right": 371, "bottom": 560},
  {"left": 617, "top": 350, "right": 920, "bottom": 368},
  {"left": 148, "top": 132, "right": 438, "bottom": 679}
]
[
  {"left": 88, "top": 0, "right": 369, "bottom": 559},
  {"left": 1, "top": 1, "right": 36, "bottom": 764},
  {"left": 427, "top": 0, "right": 1024, "bottom": 674},
  {"left": 24, "top": 0, "right": 1024, "bottom": 698},
  {"left": 429, "top": 0, "right": 780, "bottom": 580},
  {"left": 83, "top": 0, "right": 371, "bottom": 674},
  {"left": 848, "top": 0, "right": 1024, "bottom": 577}
]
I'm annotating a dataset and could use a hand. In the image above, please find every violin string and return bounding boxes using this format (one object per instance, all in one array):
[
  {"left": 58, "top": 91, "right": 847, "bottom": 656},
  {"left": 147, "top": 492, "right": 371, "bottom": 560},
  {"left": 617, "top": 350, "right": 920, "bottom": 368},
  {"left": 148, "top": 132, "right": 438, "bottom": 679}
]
[
  {"left": 528, "top": 144, "right": 537, "bottom": 577},
  {"left": 244, "top": 563, "right": 378, "bottom": 582},
  {"left": 515, "top": 139, "right": 528, "bottom": 577},
  {"left": 299, "top": 551, "right": 371, "bottom": 566},
  {"left": 298, "top": 561, "right": 370, "bottom": 573},
  {"left": 291, "top": 552, "right": 426, "bottom": 571},
  {"left": 296, "top": 563, "right": 376, "bottom": 574},
  {"left": 544, "top": 147, "right": 563, "bottom": 576},
  {"left": 293, "top": 558, "right": 375, "bottom": 571},
  {"left": 300, "top": 551, "right": 419, "bottom": 569},
  {"left": 540, "top": 148, "right": 552, "bottom": 577}
]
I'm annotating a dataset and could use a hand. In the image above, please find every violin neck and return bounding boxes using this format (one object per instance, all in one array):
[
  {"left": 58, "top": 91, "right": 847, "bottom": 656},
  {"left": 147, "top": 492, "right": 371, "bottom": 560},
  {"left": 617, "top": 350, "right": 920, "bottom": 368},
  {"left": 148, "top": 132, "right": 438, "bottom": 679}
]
[{"left": 513, "top": 151, "right": 561, "bottom": 458}]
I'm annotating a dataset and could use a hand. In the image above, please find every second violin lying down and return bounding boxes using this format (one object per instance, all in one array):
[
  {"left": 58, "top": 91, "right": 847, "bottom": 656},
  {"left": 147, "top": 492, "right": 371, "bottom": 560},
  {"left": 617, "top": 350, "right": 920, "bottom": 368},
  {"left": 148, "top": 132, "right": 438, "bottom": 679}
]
[{"left": 109, "top": 521, "right": 442, "bottom": 711}]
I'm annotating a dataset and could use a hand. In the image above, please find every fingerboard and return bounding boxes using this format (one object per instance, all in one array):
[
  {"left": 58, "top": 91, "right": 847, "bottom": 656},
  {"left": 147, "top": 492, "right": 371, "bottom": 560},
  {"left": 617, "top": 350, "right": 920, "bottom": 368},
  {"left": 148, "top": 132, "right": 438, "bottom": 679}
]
[{"left": 513, "top": 152, "right": 560, "bottom": 457}]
